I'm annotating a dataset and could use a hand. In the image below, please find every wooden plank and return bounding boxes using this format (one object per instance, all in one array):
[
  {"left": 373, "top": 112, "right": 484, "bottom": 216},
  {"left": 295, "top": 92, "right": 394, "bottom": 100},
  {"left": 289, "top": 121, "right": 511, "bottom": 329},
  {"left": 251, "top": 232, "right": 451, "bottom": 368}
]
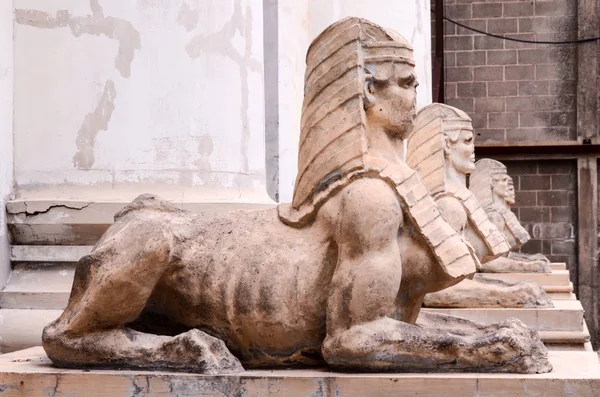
[{"left": 577, "top": 157, "right": 599, "bottom": 347}]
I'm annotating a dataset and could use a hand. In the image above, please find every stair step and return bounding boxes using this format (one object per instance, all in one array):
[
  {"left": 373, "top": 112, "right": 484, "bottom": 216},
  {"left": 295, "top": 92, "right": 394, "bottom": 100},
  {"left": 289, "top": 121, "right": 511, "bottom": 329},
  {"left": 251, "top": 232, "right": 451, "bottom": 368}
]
[
  {"left": 423, "top": 299, "right": 585, "bottom": 333},
  {"left": 10, "top": 245, "right": 93, "bottom": 262},
  {"left": 7, "top": 197, "right": 275, "bottom": 245},
  {"left": 0, "top": 309, "right": 62, "bottom": 353},
  {"left": 474, "top": 270, "right": 571, "bottom": 288},
  {"left": 0, "top": 264, "right": 74, "bottom": 309},
  {"left": 551, "top": 262, "right": 567, "bottom": 271}
]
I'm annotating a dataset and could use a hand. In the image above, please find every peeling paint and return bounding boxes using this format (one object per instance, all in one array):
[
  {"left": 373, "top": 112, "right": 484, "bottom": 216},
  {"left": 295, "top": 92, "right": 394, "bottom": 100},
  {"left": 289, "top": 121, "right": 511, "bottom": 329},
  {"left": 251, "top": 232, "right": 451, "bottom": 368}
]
[
  {"left": 73, "top": 80, "right": 117, "bottom": 169},
  {"left": 185, "top": 0, "right": 261, "bottom": 174},
  {"left": 15, "top": 0, "right": 141, "bottom": 78},
  {"left": 177, "top": 1, "right": 199, "bottom": 32}
]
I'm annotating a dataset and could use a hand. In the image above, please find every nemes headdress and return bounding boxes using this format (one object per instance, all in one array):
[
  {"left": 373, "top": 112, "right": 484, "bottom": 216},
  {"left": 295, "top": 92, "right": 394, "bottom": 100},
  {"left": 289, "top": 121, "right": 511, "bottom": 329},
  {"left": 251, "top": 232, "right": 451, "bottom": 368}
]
[{"left": 291, "top": 17, "right": 415, "bottom": 214}]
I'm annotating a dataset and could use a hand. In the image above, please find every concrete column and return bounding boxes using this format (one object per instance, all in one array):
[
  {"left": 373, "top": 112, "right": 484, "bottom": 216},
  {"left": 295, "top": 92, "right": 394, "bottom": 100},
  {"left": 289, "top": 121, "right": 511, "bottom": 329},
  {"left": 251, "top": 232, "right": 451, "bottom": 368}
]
[
  {"left": 0, "top": 0, "right": 14, "bottom": 288},
  {"left": 276, "top": 0, "right": 432, "bottom": 202}
]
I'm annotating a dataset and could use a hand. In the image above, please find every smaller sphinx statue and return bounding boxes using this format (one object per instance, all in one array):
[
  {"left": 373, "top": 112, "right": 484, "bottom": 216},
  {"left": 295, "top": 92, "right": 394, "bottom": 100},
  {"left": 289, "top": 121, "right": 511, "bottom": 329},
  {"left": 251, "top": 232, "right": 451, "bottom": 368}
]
[
  {"left": 406, "top": 104, "right": 552, "bottom": 309},
  {"left": 470, "top": 160, "right": 552, "bottom": 273}
]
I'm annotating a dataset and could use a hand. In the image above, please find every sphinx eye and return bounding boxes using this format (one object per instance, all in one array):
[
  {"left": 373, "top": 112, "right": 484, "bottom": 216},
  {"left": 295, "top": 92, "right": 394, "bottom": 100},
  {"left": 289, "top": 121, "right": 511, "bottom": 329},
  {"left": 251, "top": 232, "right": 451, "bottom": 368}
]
[{"left": 400, "top": 75, "right": 417, "bottom": 89}]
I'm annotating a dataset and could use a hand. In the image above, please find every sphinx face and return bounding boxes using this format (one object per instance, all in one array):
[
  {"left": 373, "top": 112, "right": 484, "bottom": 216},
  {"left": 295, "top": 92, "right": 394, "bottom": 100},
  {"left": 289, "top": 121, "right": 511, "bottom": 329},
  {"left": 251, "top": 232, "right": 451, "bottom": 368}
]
[
  {"left": 505, "top": 177, "right": 516, "bottom": 205},
  {"left": 367, "top": 63, "right": 418, "bottom": 139},
  {"left": 448, "top": 129, "right": 476, "bottom": 175},
  {"left": 492, "top": 173, "right": 510, "bottom": 204}
]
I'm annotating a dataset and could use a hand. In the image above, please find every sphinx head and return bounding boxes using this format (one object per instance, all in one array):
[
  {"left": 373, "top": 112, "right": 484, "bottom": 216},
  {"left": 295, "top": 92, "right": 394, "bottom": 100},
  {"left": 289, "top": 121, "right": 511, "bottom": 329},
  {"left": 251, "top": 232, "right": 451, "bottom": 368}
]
[
  {"left": 470, "top": 159, "right": 509, "bottom": 210},
  {"left": 504, "top": 176, "right": 516, "bottom": 205},
  {"left": 406, "top": 104, "right": 474, "bottom": 195},
  {"left": 293, "top": 18, "right": 418, "bottom": 209}
]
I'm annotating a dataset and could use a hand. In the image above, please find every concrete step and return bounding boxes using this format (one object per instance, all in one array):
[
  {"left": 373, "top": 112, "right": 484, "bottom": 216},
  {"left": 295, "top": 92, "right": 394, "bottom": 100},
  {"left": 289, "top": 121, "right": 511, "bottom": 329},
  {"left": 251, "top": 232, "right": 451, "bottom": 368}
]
[
  {"left": 1, "top": 347, "right": 599, "bottom": 396},
  {"left": 0, "top": 264, "right": 74, "bottom": 309},
  {"left": 551, "top": 262, "right": 567, "bottom": 271},
  {"left": 423, "top": 299, "right": 585, "bottom": 333},
  {"left": 10, "top": 245, "right": 92, "bottom": 263},
  {"left": 548, "top": 291, "right": 577, "bottom": 300},
  {"left": 474, "top": 270, "right": 571, "bottom": 289},
  {"left": 7, "top": 195, "right": 275, "bottom": 245},
  {"left": 0, "top": 309, "right": 62, "bottom": 353}
]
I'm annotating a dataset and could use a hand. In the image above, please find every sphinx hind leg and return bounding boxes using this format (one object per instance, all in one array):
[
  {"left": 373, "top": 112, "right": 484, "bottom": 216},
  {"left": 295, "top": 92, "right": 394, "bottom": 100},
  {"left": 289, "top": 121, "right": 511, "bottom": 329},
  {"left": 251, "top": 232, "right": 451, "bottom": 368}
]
[{"left": 42, "top": 215, "right": 242, "bottom": 373}]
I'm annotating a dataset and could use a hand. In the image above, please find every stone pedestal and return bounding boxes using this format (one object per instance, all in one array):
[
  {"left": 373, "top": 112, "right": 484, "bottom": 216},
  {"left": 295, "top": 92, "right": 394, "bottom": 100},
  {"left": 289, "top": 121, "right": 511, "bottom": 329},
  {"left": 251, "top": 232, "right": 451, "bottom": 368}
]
[{"left": 0, "top": 347, "right": 599, "bottom": 397}]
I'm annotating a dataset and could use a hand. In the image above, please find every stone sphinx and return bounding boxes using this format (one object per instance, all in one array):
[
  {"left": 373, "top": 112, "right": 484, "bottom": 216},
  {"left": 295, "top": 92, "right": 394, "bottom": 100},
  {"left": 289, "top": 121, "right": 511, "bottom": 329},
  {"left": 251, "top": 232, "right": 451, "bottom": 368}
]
[
  {"left": 42, "top": 18, "right": 551, "bottom": 374},
  {"left": 470, "top": 159, "right": 552, "bottom": 273},
  {"left": 406, "top": 104, "right": 552, "bottom": 309}
]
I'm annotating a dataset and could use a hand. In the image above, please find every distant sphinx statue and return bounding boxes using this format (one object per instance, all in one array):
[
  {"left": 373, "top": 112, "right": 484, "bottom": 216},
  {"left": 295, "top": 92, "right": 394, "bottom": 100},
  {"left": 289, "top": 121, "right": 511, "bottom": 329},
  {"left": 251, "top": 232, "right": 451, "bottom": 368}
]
[
  {"left": 42, "top": 18, "right": 550, "bottom": 374},
  {"left": 470, "top": 159, "right": 552, "bottom": 273},
  {"left": 406, "top": 104, "right": 552, "bottom": 309}
]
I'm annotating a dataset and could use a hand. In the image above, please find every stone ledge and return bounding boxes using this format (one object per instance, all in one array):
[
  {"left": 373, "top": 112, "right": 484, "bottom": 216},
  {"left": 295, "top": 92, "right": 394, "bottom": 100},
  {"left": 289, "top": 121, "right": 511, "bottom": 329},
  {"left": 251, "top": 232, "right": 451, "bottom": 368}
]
[{"left": 0, "top": 347, "right": 599, "bottom": 397}]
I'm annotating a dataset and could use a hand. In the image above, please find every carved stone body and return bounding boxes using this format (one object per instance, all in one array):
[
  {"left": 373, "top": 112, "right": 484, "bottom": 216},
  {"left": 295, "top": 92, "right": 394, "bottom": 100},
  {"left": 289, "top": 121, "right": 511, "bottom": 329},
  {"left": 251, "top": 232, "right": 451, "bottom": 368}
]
[{"left": 42, "top": 18, "right": 551, "bottom": 374}]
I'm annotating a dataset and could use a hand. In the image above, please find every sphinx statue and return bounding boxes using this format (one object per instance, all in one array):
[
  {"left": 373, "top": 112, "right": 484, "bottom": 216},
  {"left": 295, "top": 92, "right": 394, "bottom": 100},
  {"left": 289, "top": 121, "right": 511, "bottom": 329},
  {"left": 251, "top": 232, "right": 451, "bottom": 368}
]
[
  {"left": 42, "top": 18, "right": 551, "bottom": 374},
  {"left": 470, "top": 159, "right": 552, "bottom": 273},
  {"left": 406, "top": 104, "right": 552, "bottom": 309}
]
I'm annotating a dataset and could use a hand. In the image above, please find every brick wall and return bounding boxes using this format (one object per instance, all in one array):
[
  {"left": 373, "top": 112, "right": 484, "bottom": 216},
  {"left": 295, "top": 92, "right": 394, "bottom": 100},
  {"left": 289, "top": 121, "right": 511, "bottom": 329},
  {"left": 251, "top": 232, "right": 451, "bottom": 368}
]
[
  {"left": 502, "top": 160, "right": 578, "bottom": 275},
  {"left": 437, "top": 0, "right": 578, "bottom": 143}
]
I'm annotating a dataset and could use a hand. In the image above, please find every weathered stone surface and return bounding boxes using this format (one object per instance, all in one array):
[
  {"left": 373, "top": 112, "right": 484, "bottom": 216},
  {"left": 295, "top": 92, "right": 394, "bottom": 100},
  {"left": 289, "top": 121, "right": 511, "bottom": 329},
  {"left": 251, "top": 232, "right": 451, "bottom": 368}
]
[
  {"left": 424, "top": 278, "right": 553, "bottom": 308},
  {"left": 41, "top": 18, "right": 550, "bottom": 375}
]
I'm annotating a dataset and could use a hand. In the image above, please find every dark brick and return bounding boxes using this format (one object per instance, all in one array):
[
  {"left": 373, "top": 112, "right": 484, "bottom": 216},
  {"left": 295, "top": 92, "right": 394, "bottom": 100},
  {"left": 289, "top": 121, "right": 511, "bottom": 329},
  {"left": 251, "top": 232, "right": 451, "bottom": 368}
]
[
  {"left": 474, "top": 35, "right": 504, "bottom": 50},
  {"left": 520, "top": 239, "right": 542, "bottom": 254},
  {"left": 447, "top": 98, "right": 475, "bottom": 113},
  {"left": 447, "top": 4, "right": 473, "bottom": 20},
  {"left": 475, "top": 97, "right": 505, "bottom": 112},
  {"left": 518, "top": 18, "right": 533, "bottom": 33},
  {"left": 507, "top": 161, "right": 537, "bottom": 176},
  {"left": 504, "top": 2, "right": 534, "bottom": 17},
  {"left": 530, "top": 222, "right": 573, "bottom": 239},
  {"left": 520, "top": 207, "right": 550, "bottom": 223},
  {"left": 537, "top": 126, "right": 576, "bottom": 141},
  {"left": 487, "top": 18, "right": 518, "bottom": 34},
  {"left": 518, "top": 49, "right": 551, "bottom": 64},
  {"left": 505, "top": 97, "right": 535, "bottom": 111},
  {"left": 550, "top": 206, "right": 576, "bottom": 222},
  {"left": 472, "top": 3, "right": 503, "bottom": 18},
  {"left": 446, "top": 82, "right": 458, "bottom": 99},
  {"left": 457, "top": 82, "right": 487, "bottom": 97},
  {"left": 551, "top": 239, "right": 576, "bottom": 255},
  {"left": 534, "top": 96, "right": 576, "bottom": 112},
  {"left": 506, "top": 32, "right": 536, "bottom": 49},
  {"left": 537, "top": 191, "right": 569, "bottom": 206},
  {"left": 520, "top": 174, "right": 551, "bottom": 190},
  {"left": 538, "top": 161, "right": 574, "bottom": 175},
  {"left": 488, "top": 112, "right": 518, "bottom": 128},
  {"left": 536, "top": 64, "right": 575, "bottom": 81},
  {"left": 446, "top": 36, "right": 475, "bottom": 51},
  {"left": 470, "top": 112, "right": 488, "bottom": 129},
  {"left": 446, "top": 53, "right": 457, "bottom": 68},
  {"left": 456, "top": 19, "right": 487, "bottom": 35},
  {"left": 551, "top": 174, "right": 575, "bottom": 190},
  {"left": 474, "top": 66, "right": 504, "bottom": 81},
  {"left": 519, "top": 112, "right": 551, "bottom": 127},
  {"left": 535, "top": 0, "right": 576, "bottom": 17},
  {"left": 542, "top": 239, "right": 552, "bottom": 255},
  {"left": 456, "top": 51, "right": 487, "bottom": 66},
  {"left": 506, "top": 128, "right": 542, "bottom": 141},
  {"left": 447, "top": 67, "right": 474, "bottom": 82},
  {"left": 488, "top": 81, "right": 518, "bottom": 96},
  {"left": 505, "top": 65, "right": 534, "bottom": 80},
  {"left": 550, "top": 112, "right": 576, "bottom": 127},
  {"left": 515, "top": 190, "right": 537, "bottom": 206},
  {"left": 531, "top": 16, "right": 574, "bottom": 32},
  {"left": 487, "top": 50, "right": 517, "bottom": 65},
  {"left": 475, "top": 128, "right": 505, "bottom": 142},
  {"left": 518, "top": 81, "right": 549, "bottom": 96}
]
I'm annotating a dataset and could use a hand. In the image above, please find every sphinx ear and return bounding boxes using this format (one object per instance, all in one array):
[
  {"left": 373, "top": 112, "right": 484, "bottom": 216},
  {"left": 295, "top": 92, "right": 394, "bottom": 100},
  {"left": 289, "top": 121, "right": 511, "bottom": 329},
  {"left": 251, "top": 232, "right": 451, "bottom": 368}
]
[
  {"left": 363, "top": 73, "right": 376, "bottom": 108},
  {"left": 442, "top": 135, "right": 452, "bottom": 157}
]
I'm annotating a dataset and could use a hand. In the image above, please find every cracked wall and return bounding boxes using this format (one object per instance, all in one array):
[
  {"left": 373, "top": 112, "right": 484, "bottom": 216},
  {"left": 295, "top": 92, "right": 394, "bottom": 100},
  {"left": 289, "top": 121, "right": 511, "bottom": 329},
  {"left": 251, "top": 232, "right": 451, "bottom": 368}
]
[
  {"left": 0, "top": 0, "right": 14, "bottom": 287},
  {"left": 13, "top": 0, "right": 267, "bottom": 201}
]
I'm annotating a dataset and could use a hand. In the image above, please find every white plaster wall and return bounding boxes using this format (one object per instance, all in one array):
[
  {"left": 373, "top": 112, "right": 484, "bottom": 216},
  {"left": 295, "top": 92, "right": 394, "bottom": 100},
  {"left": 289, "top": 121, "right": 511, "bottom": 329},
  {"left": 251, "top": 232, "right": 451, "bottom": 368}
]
[
  {"left": 277, "top": 0, "right": 432, "bottom": 202},
  {"left": 0, "top": 0, "right": 14, "bottom": 287},
  {"left": 13, "top": 0, "right": 267, "bottom": 201}
]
